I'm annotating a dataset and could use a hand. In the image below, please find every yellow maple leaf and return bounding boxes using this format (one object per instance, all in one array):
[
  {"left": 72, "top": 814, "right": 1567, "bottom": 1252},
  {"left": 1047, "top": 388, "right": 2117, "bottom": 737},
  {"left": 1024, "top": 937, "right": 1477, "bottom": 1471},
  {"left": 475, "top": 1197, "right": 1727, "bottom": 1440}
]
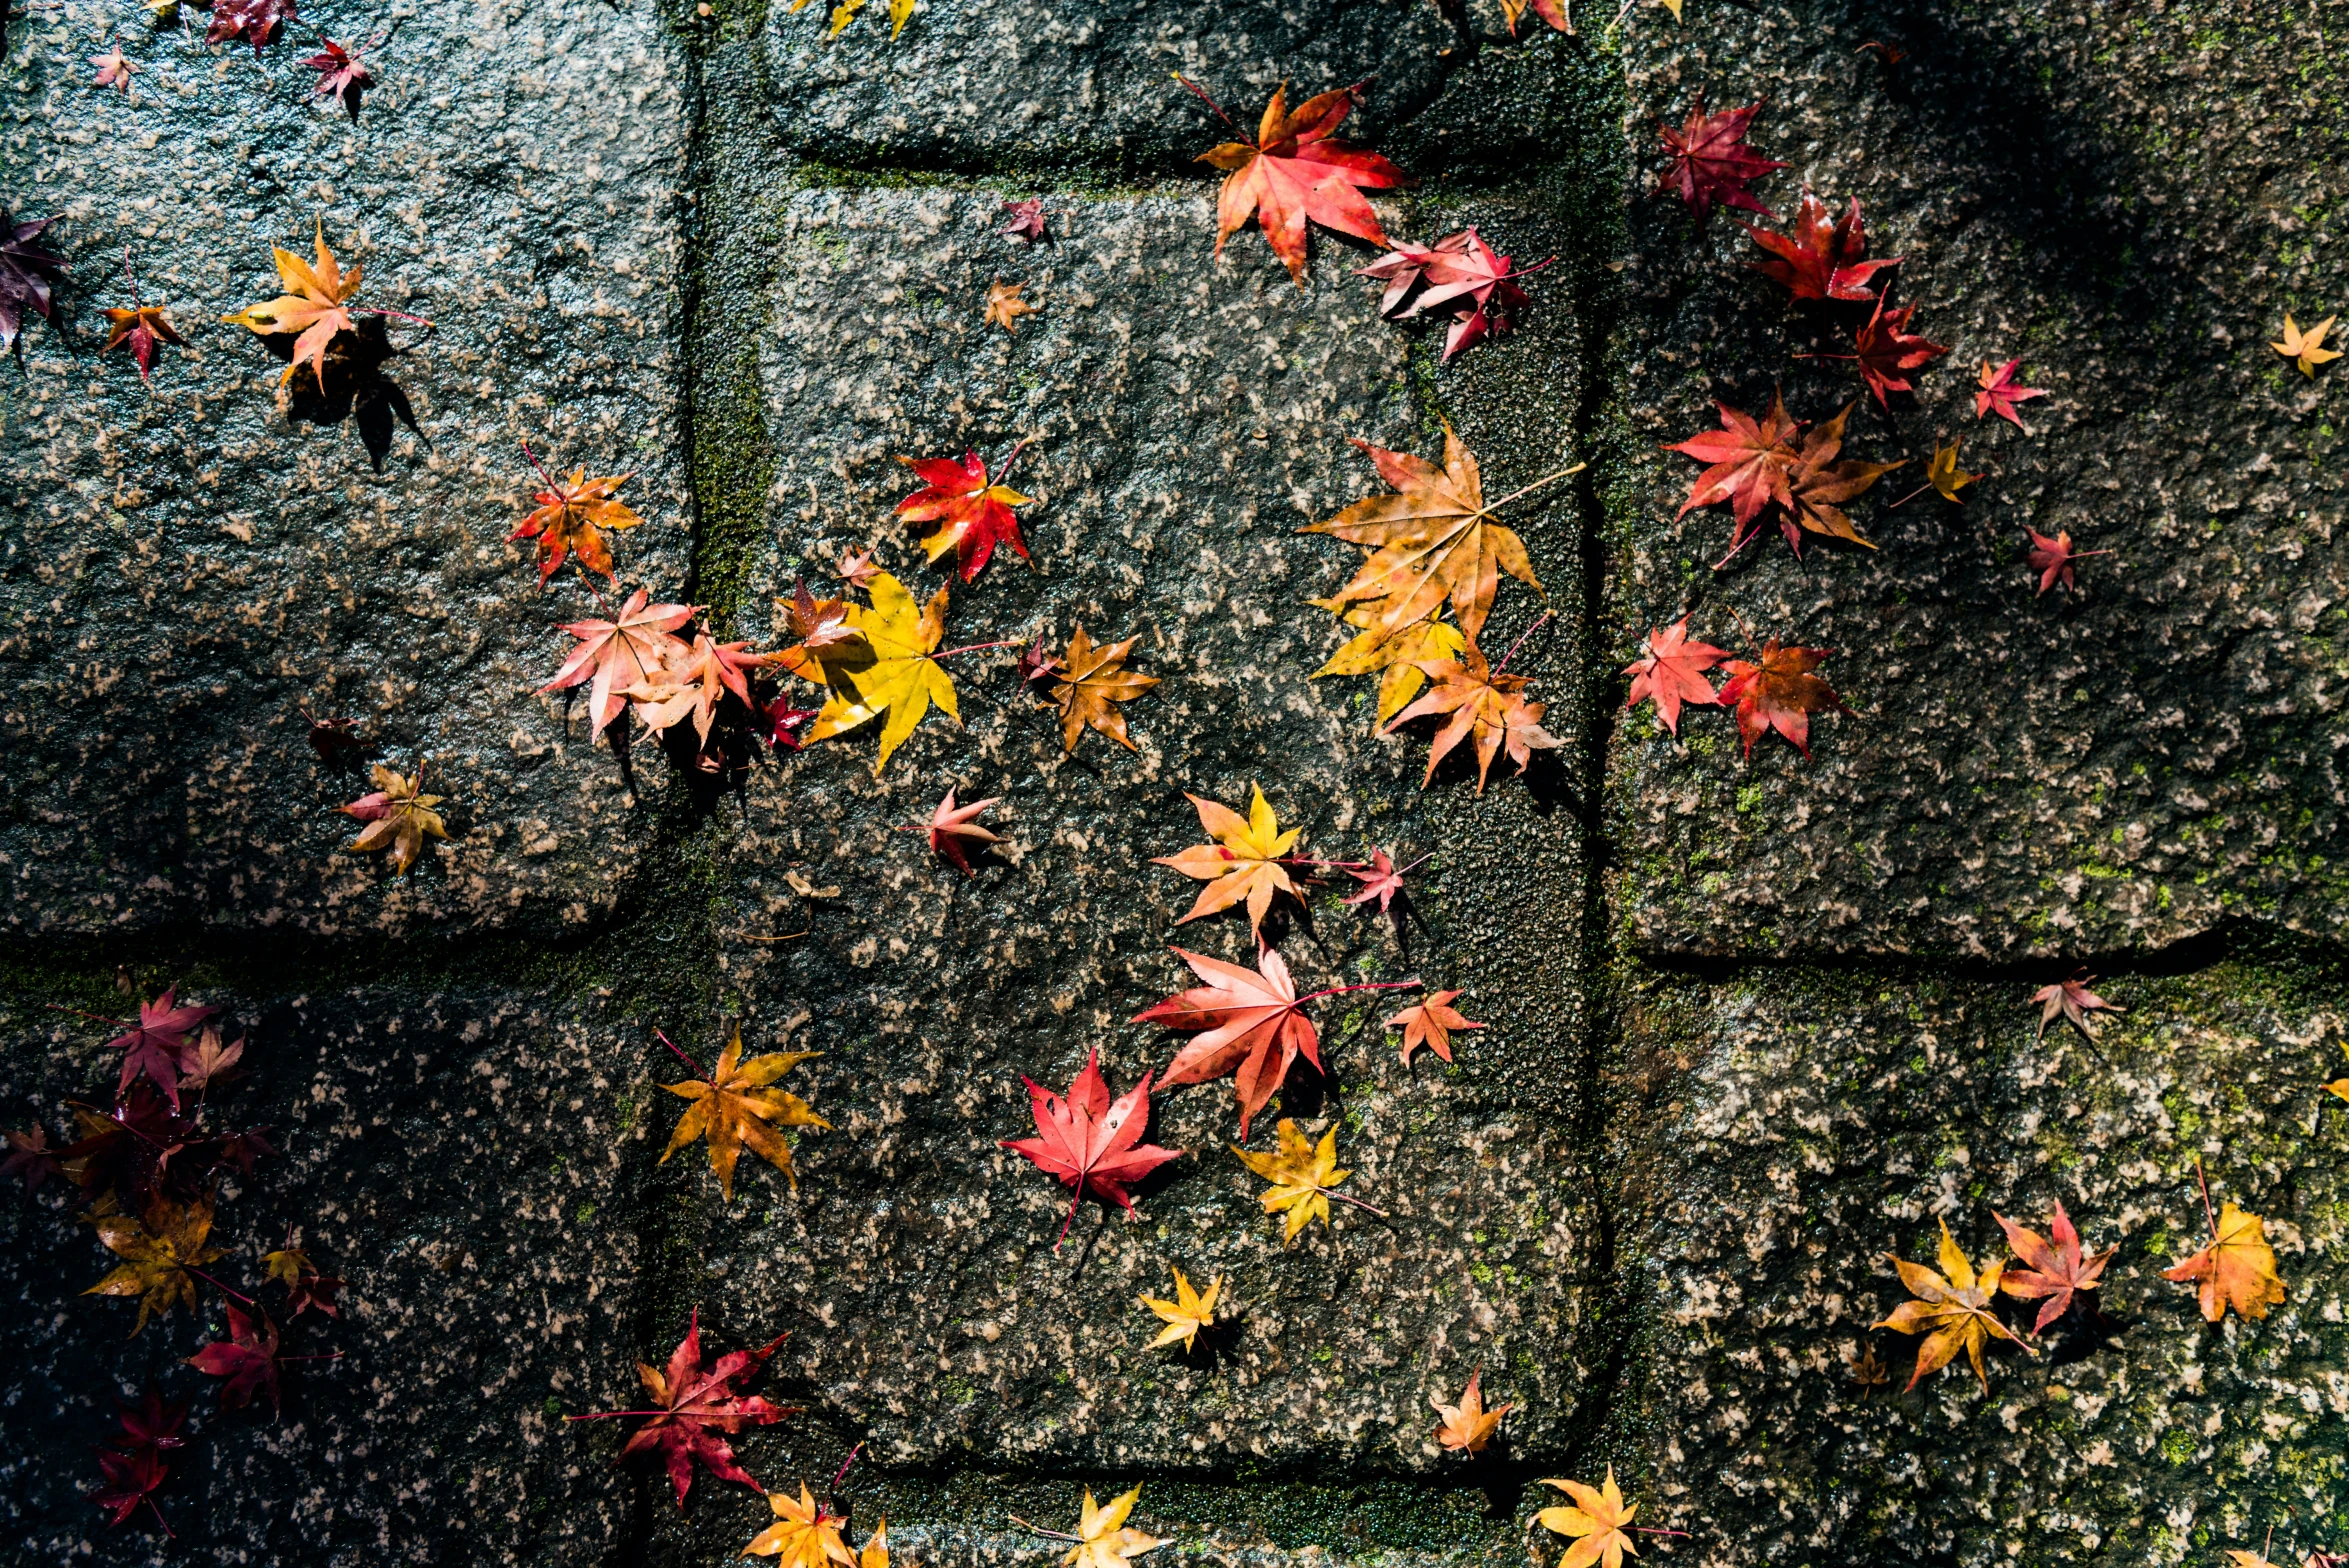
[
  {"left": 2323, "top": 1042, "right": 2349, "bottom": 1103},
  {"left": 1309, "top": 596, "right": 1466, "bottom": 727},
  {"left": 85, "top": 1194, "right": 225, "bottom": 1335},
  {"left": 2163, "top": 1197, "right": 2287, "bottom": 1322},
  {"left": 743, "top": 1482, "right": 853, "bottom": 1565},
  {"left": 814, "top": 0, "right": 914, "bottom": 39},
  {"left": 220, "top": 219, "right": 363, "bottom": 391},
  {"left": 1871, "top": 1218, "right": 2032, "bottom": 1391},
  {"left": 2272, "top": 313, "right": 2341, "bottom": 376},
  {"left": 1432, "top": 1367, "right": 1510, "bottom": 1452},
  {"left": 1233, "top": 1118, "right": 1369, "bottom": 1243},
  {"left": 1060, "top": 1487, "right": 1166, "bottom": 1568},
  {"left": 1534, "top": 1468, "right": 1640, "bottom": 1568},
  {"left": 659, "top": 1026, "right": 830, "bottom": 1200},
  {"left": 1149, "top": 783, "right": 1302, "bottom": 939},
  {"left": 1137, "top": 1267, "right": 1221, "bottom": 1352},
  {"left": 804, "top": 570, "right": 960, "bottom": 775}
]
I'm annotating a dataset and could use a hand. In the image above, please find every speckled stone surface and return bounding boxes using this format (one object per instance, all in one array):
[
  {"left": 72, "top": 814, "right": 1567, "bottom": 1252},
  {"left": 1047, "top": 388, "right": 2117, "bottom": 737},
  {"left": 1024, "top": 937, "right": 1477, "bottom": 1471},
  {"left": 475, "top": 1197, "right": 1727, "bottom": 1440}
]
[
  {"left": 1606, "top": 0, "right": 2349, "bottom": 961},
  {"left": 0, "top": 0, "right": 689, "bottom": 941}
]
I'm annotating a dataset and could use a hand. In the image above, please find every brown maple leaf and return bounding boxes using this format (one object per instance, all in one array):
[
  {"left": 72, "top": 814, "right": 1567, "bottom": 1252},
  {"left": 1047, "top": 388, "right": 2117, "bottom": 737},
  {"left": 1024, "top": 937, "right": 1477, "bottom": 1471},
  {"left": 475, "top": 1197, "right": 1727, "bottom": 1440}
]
[
  {"left": 574, "top": 1309, "right": 791, "bottom": 1506},
  {"left": 984, "top": 278, "right": 1036, "bottom": 332},
  {"left": 1623, "top": 616, "right": 1729, "bottom": 735},
  {"left": 86, "top": 1194, "right": 226, "bottom": 1335},
  {"left": 999, "top": 1048, "right": 1184, "bottom": 1247},
  {"left": 1846, "top": 1338, "right": 1890, "bottom": 1397},
  {"left": 2163, "top": 1165, "right": 2287, "bottom": 1323},
  {"left": 339, "top": 763, "right": 449, "bottom": 876},
  {"left": 1304, "top": 422, "right": 1555, "bottom": 644},
  {"left": 1044, "top": 626, "right": 1159, "bottom": 753},
  {"left": 916, "top": 786, "right": 999, "bottom": 876},
  {"left": 511, "top": 453, "right": 643, "bottom": 584},
  {"left": 1975, "top": 358, "right": 2047, "bottom": 432},
  {"left": 894, "top": 447, "right": 1030, "bottom": 582},
  {"left": 658, "top": 1026, "right": 829, "bottom": 1200},
  {"left": 1717, "top": 640, "right": 1847, "bottom": 760},
  {"left": 1744, "top": 189, "right": 1900, "bottom": 301},
  {"left": 541, "top": 588, "right": 695, "bottom": 740},
  {"left": 1995, "top": 1199, "right": 2115, "bottom": 1333},
  {"left": 2, "top": 1124, "right": 62, "bottom": 1196},
  {"left": 1387, "top": 990, "right": 1483, "bottom": 1066},
  {"left": 177, "top": 1026, "right": 246, "bottom": 1093},
  {"left": 1432, "top": 1368, "right": 1510, "bottom": 1453},
  {"left": 1873, "top": 1218, "right": 2032, "bottom": 1391},
  {"left": 206, "top": 0, "right": 295, "bottom": 55},
  {"left": 1191, "top": 77, "right": 1407, "bottom": 286},
  {"left": 1378, "top": 643, "right": 1559, "bottom": 794},
  {"left": 1150, "top": 786, "right": 1305, "bottom": 939},
  {"left": 1655, "top": 97, "right": 1786, "bottom": 221},
  {"left": 2024, "top": 529, "right": 2110, "bottom": 596},
  {"left": 2028, "top": 970, "right": 2121, "bottom": 1039}
]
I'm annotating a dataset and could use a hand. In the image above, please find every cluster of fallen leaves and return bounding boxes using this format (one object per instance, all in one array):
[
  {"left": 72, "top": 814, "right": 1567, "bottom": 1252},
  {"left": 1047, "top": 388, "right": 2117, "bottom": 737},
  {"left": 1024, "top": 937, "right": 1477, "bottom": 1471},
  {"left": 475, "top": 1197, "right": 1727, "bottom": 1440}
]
[
  {"left": 78, "top": 5, "right": 380, "bottom": 116},
  {"left": 4, "top": 981, "right": 347, "bottom": 1534}
]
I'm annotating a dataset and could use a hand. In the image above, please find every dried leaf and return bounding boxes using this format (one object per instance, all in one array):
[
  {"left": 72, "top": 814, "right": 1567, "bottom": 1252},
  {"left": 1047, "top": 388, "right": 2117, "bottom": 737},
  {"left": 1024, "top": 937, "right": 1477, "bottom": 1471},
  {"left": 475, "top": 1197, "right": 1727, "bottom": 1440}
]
[
  {"left": 93, "top": 1445, "right": 171, "bottom": 1530},
  {"left": 1623, "top": 616, "right": 1729, "bottom": 735},
  {"left": 998, "top": 1049, "right": 1183, "bottom": 1248},
  {"left": 1377, "top": 643, "right": 1559, "bottom": 794},
  {"left": 1716, "top": 640, "right": 1846, "bottom": 760},
  {"left": 1995, "top": 1200, "right": 2115, "bottom": 1333},
  {"left": 1387, "top": 990, "right": 1482, "bottom": 1066},
  {"left": 1138, "top": 1267, "right": 1221, "bottom": 1352},
  {"left": 1357, "top": 225, "right": 1539, "bottom": 360},
  {"left": 1744, "top": 190, "right": 1899, "bottom": 301},
  {"left": 206, "top": 0, "right": 295, "bottom": 54},
  {"left": 177, "top": 1026, "right": 246, "bottom": 1093},
  {"left": 102, "top": 303, "right": 183, "bottom": 384},
  {"left": 540, "top": 588, "right": 695, "bottom": 740},
  {"left": 221, "top": 219, "right": 362, "bottom": 391},
  {"left": 803, "top": 571, "right": 961, "bottom": 774},
  {"left": 511, "top": 467, "right": 642, "bottom": 584},
  {"left": 920, "top": 786, "right": 999, "bottom": 876},
  {"left": 1149, "top": 785, "right": 1304, "bottom": 940},
  {"left": 1912, "top": 439, "right": 1980, "bottom": 504},
  {"left": 0, "top": 212, "right": 65, "bottom": 353},
  {"left": 1846, "top": 1339, "right": 1889, "bottom": 1396},
  {"left": 604, "top": 1309, "right": 791, "bottom": 1506},
  {"left": 1848, "top": 293, "right": 1949, "bottom": 407},
  {"left": 1195, "top": 80, "right": 1406, "bottom": 287},
  {"left": 2, "top": 1124, "right": 62, "bottom": 1196},
  {"left": 1655, "top": 98, "right": 1785, "bottom": 222},
  {"left": 1046, "top": 627, "right": 1159, "bottom": 753},
  {"left": 894, "top": 450, "right": 1030, "bottom": 581},
  {"left": 999, "top": 198, "right": 1048, "bottom": 243},
  {"left": 85, "top": 1194, "right": 225, "bottom": 1335},
  {"left": 340, "top": 763, "right": 449, "bottom": 876},
  {"left": 2163, "top": 1198, "right": 2286, "bottom": 1323},
  {"left": 984, "top": 278, "right": 1036, "bottom": 332},
  {"left": 186, "top": 1304, "right": 283, "bottom": 1413},
  {"left": 1872, "top": 1218, "right": 2031, "bottom": 1390},
  {"left": 1340, "top": 847, "right": 1412, "bottom": 914},
  {"left": 1974, "top": 358, "right": 2047, "bottom": 431},
  {"left": 743, "top": 1482, "right": 853, "bottom": 1564},
  {"left": 1312, "top": 598, "right": 1467, "bottom": 728},
  {"left": 659, "top": 1026, "right": 829, "bottom": 1201},
  {"left": 1432, "top": 1368, "right": 1509, "bottom": 1453},
  {"left": 1232, "top": 1118, "right": 1351, "bottom": 1243},
  {"left": 2273, "top": 314, "right": 2340, "bottom": 376},
  {"left": 1534, "top": 1469, "right": 1639, "bottom": 1568},
  {"left": 2028, "top": 970, "right": 2121, "bottom": 1039},
  {"left": 2024, "top": 529, "right": 2109, "bottom": 596},
  {"left": 1138, "top": 945, "right": 1319, "bottom": 1139},
  {"left": 1061, "top": 1486, "right": 1167, "bottom": 1567},
  {"left": 103, "top": 986, "right": 218, "bottom": 1109}
]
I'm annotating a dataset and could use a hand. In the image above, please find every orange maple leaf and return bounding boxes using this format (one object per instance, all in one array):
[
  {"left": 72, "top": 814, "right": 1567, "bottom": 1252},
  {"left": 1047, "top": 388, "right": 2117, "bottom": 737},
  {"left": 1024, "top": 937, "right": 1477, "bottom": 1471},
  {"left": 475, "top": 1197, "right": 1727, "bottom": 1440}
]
[
  {"left": 1149, "top": 785, "right": 1304, "bottom": 939},
  {"left": 1379, "top": 642, "right": 1559, "bottom": 793},
  {"left": 1192, "top": 79, "right": 1407, "bottom": 287},
  {"left": 2163, "top": 1167, "right": 2286, "bottom": 1323},
  {"left": 511, "top": 457, "right": 643, "bottom": 584}
]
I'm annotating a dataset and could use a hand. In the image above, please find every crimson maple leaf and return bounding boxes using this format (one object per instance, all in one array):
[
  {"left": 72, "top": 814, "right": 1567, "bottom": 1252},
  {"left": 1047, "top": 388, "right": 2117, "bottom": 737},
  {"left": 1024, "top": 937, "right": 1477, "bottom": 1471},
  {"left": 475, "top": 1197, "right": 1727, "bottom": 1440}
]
[
  {"left": 999, "top": 198, "right": 1048, "bottom": 243},
  {"left": 2024, "top": 528, "right": 2110, "bottom": 596},
  {"left": 0, "top": 212, "right": 66, "bottom": 353},
  {"left": 999, "top": 1048, "right": 1183, "bottom": 1248},
  {"left": 918, "top": 786, "right": 999, "bottom": 876},
  {"left": 1975, "top": 358, "right": 2047, "bottom": 432},
  {"left": 894, "top": 448, "right": 1029, "bottom": 581},
  {"left": 1668, "top": 391, "right": 1799, "bottom": 533},
  {"left": 3, "top": 1124, "right": 62, "bottom": 1196},
  {"left": 540, "top": 588, "right": 695, "bottom": 740},
  {"left": 1623, "top": 616, "right": 1729, "bottom": 735},
  {"left": 1744, "top": 190, "right": 1900, "bottom": 301},
  {"left": 1655, "top": 98, "right": 1786, "bottom": 222},
  {"left": 1357, "top": 226, "right": 1543, "bottom": 360},
  {"left": 1994, "top": 1200, "right": 2115, "bottom": 1333},
  {"left": 92, "top": 1445, "right": 171, "bottom": 1530},
  {"left": 1718, "top": 640, "right": 1847, "bottom": 759},
  {"left": 206, "top": 0, "right": 295, "bottom": 55},
  {"left": 113, "top": 1385, "right": 190, "bottom": 1456},
  {"left": 103, "top": 987, "right": 219, "bottom": 1111},
  {"left": 1844, "top": 294, "right": 1949, "bottom": 407},
  {"left": 103, "top": 252, "right": 186, "bottom": 387},
  {"left": 586, "top": 1310, "right": 790, "bottom": 1506},
  {"left": 1341, "top": 847, "right": 1418, "bottom": 914},
  {"left": 1775, "top": 402, "right": 1902, "bottom": 559},
  {"left": 303, "top": 34, "right": 374, "bottom": 111},
  {"left": 186, "top": 1304, "right": 284, "bottom": 1413},
  {"left": 1192, "top": 78, "right": 1407, "bottom": 286}
]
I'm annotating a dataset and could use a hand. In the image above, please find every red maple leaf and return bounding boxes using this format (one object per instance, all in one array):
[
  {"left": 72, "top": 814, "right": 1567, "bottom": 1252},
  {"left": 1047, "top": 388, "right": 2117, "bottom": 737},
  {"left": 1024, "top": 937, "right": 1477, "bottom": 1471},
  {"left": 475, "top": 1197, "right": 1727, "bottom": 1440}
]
[
  {"left": 1717, "top": 640, "right": 1847, "bottom": 760},
  {"left": 1975, "top": 358, "right": 2048, "bottom": 432},
  {"left": 894, "top": 448, "right": 1029, "bottom": 581},
  {"left": 1623, "top": 616, "right": 1729, "bottom": 735},
  {"left": 1667, "top": 391, "right": 1800, "bottom": 534},
  {"left": 0, "top": 212, "right": 66, "bottom": 354},
  {"left": 1775, "top": 402, "right": 1902, "bottom": 559},
  {"left": 113, "top": 1385, "right": 190, "bottom": 1456},
  {"left": 539, "top": 588, "right": 695, "bottom": 740},
  {"left": 92, "top": 1445, "right": 171, "bottom": 1531},
  {"left": 1340, "top": 847, "right": 1419, "bottom": 914},
  {"left": 206, "top": 0, "right": 296, "bottom": 56},
  {"left": 3, "top": 1124, "right": 62, "bottom": 1196},
  {"left": 917, "top": 786, "right": 999, "bottom": 876},
  {"left": 998, "top": 198, "right": 1048, "bottom": 243},
  {"left": 1357, "top": 226, "right": 1544, "bottom": 360},
  {"left": 999, "top": 1048, "right": 1183, "bottom": 1247},
  {"left": 1191, "top": 78, "right": 1407, "bottom": 286},
  {"left": 1654, "top": 98, "right": 1786, "bottom": 222},
  {"left": 1744, "top": 189, "right": 1901, "bottom": 301},
  {"left": 583, "top": 1310, "right": 790, "bottom": 1506},
  {"left": 1844, "top": 294, "right": 1949, "bottom": 406},
  {"left": 186, "top": 1304, "right": 283, "bottom": 1413},
  {"left": 103, "top": 301, "right": 185, "bottom": 385},
  {"left": 1994, "top": 1200, "right": 2116, "bottom": 1333},
  {"left": 2028, "top": 970, "right": 2122, "bottom": 1039},
  {"left": 2024, "top": 528, "right": 2110, "bottom": 596},
  {"left": 303, "top": 35, "right": 374, "bottom": 110},
  {"left": 103, "top": 987, "right": 219, "bottom": 1111}
]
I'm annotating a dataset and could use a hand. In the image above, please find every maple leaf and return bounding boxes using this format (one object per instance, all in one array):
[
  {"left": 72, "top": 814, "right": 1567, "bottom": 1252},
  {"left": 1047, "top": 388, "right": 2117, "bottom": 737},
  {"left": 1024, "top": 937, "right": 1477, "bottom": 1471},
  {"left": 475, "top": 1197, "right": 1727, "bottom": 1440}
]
[
  {"left": 742, "top": 1481, "right": 854, "bottom": 1564},
  {"left": 113, "top": 1385, "right": 190, "bottom": 1456},
  {"left": 86, "top": 1194, "right": 226, "bottom": 1335},
  {"left": 1846, "top": 1338, "right": 1889, "bottom": 1396},
  {"left": 2022, "top": 528, "right": 2110, "bottom": 596},
  {"left": 837, "top": 548, "right": 880, "bottom": 590},
  {"left": 221, "top": 219, "right": 363, "bottom": 391},
  {"left": 2324, "top": 1044, "right": 2349, "bottom": 1105},
  {"left": 1150, "top": 785, "right": 1304, "bottom": 939},
  {"left": 2164, "top": 1190, "right": 2287, "bottom": 1323},
  {"left": 102, "top": 986, "right": 218, "bottom": 1109},
  {"left": 1358, "top": 226, "right": 1541, "bottom": 360},
  {"left": 1387, "top": 990, "right": 1483, "bottom": 1067},
  {"left": 1844, "top": 294, "right": 1949, "bottom": 407},
  {"left": 893, "top": 450, "right": 1030, "bottom": 582},
  {"left": 1890, "top": 438, "right": 1979, "bottom": 507},
  {"left": 1233, "top": 1118, "right": 1371, "bottom": 1242},
  {"left": 1016, "top": 630, "right": 1063, "bottom": 686},
  {"left": 1655, "top": 98, "right": 1785, "bottom": 221},
  {"left": 760, "top": 699, "right": 819, "bottom": 750},
  {"left": 1974, "top": 358, "right": 2047, "bottom": 432},
  {"left": 264, "top": 1237, "right": 345, "bottom": 1319},
  {"left": 1995, "top": 1200, "right": 2114, "bottom": 1333},
  {"left": 1304, "top": 422, "right": 1547, "bottom": 645},
  {"left": 803, "top": 571, "right": 962, "bottom": 774},
  {"left": 0, "top": 212, "right": 65, "bottom": 353},
  {"left": 1045, "top": 626, "right": 1159, "bottom": 752},
  {"left": 3, "top": 1124, "right": 62, "bottom": 1196},
  {"left": 1340, "top": 847, "right": 1418, "bottom": 914},
  {"left": 918, "top": 786, "right": 999, "bottom": 876},
  {"left": 1059, "top": 1486, "right": 1167, "bottom": 1568},
  {"left": 207, "top": 0, "right": 295, "bottom": 53},
  {"left": 628, "top": 633, "right": 775, "bottom": 743},
  {"left": 999, "top": 1048, "right": 1183, "bottom": 1248},
  {"left": 511, "top": 463, "right": 642, "bottom": 584},
  {"left": 1717, "top": 640, "right": 1846, "bottom": 760},
  {"left": 186, "top": 1303, "right": 284, "bottom": 1413},
  {"left": 1495, "top": 0, "right": 1570, "bottom": 34},
  {"left": 1378, "top": 643, "right": 1560, "bottom": 794},
  {"left": 1137, "top": 1267, "right": 1221, "bottom": 1352},
  {"left": 1744, "top": 189, "right": 1900, "bottom": 301},
  {"left": 772, "top": 579, "right": 864, "bottom": 685},
  {"left": 2028, "top": 970, "right": 2121, "bottom": 1039},
  {"left": 1193, "top": 79, "right": 1406, "bottom": 287},
  {"left": 984, "top": 278, "right": 1036, "bottom": 332},
  {"left": 1312, "top": 598, "right": 1468, "bottom": 727},
  {"left": 659, "top": 1025, "right": 830, "bottom": 1201},
  {"left": 2273, "top": 314, "right": 2341, "bottom": 376},
  {"left": 178, "top": 1025, "right": 246, "bottom": 1093},
  {"left": 591, "top": 1309, "right": 790, "bottom": 1506},
  {"left": 1775, "top": 404, "right": 1903, "bottom": 560},
  {"left": 1432, "top": 1368, "right": 1510, "bottom": 1453},
  {"left": 999, "top": 197, "right": 1048, "bottom": 243},
  {"left": 812, "top": 0, "right": 912, "bottom": 39},
  {"left": 92, "top": 1445, "right": 171, "bottom": 1530},
  {"left": 304, "top": 34, "right": 375, "bottom": 109},
  {"left": 541, "top": 588, "right": 695, "bottom": 740},
  {"left": 103, "top": 299, "right": 183, "bottom": 384},
  {"left": 90, "top": 40, "right": 134, "bottom": 92},
  {"left": 1667, "top": 392, "right": 1802, "bottom": 537},
  {"left": 1872, "top": 1218, "right": 2032, "bottom": 1391},
  {"left": 1535, "top": 1469, "right": 1640, "bottom": 1568},
  {"left": 340, "top": 763, "right": 449, "bottom": 876},
  {"left": 1623, "top": 616, "right": 1728, "bottom": 735},
  {"left": 307, "top": 714, "right": 370, "bottom": 767},
  {"left": 1140, "top": 947, "right": 1328, "bottom": 1138}
]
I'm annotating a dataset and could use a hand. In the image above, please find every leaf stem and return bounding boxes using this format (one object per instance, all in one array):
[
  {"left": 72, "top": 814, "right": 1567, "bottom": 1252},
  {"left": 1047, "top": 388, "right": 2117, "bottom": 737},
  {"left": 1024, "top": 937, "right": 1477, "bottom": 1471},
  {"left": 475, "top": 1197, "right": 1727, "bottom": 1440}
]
[
  {"left": 1281, "top": 858, "right": 1371, "bottom": 870},
  {"left": 1294, "top": 978, "right": 1423, "bottom": 1006},
  {"left": 1635, "top": 1527, "right": 1692, "bottom": 1539},
  {"left": 1169, "top": 72, "right": 1234, "bottom": 126},
  {"left": 827, "top": 1441, "right": 864, "bottom": 1495},
  {"left": 519, "top": 438, "right": 558, "bottom": 494},
  {"left": 1466, "top": 463, "right": 1586, "bottom": 522},
  {"left": 1007, "top": 1516, "right": 1082, "bottom": 1543},
  {"left": 934, "top": 639, "right": 1024, "bottom": 660},
  {"left": 358, "top": 306, "right": 436, "bottom": 330},
  {"left": 994, "top": 438, "right": 1030, "bottom": 489},
  {"left": 185, "top": 1267, "right": 258, "bottom": 1309},
  {"left": 568, "top": 560, "right": 619, "bottom": 617},
  {"left": 651, "top": 1028, "right": 710, "bottom": 1083},
  {"left": 146, "top": 1495, "right": 175, "bottom": 1538},
  {"left": 1330, "top": 1189, "right": 1390, "bottom": 1219},
  {"left": 1493, "top": 610, "right": 1556, "bottom": 675},
  {"left": 1052, "top": 1183, "right": 1083, "bottom": 1252},
  {"left": 46, "top": 1002, "right": 132, "bottom": 1028},
  {"left": 1888, "top": 481, "right": 1934, "bottom": 509},
  {"left": 2195, "top": 1153, "right": 2218, "bottom": 1243},
  {"left": 562, "top": 1409, "right": 673, "bottom": 1422}
]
